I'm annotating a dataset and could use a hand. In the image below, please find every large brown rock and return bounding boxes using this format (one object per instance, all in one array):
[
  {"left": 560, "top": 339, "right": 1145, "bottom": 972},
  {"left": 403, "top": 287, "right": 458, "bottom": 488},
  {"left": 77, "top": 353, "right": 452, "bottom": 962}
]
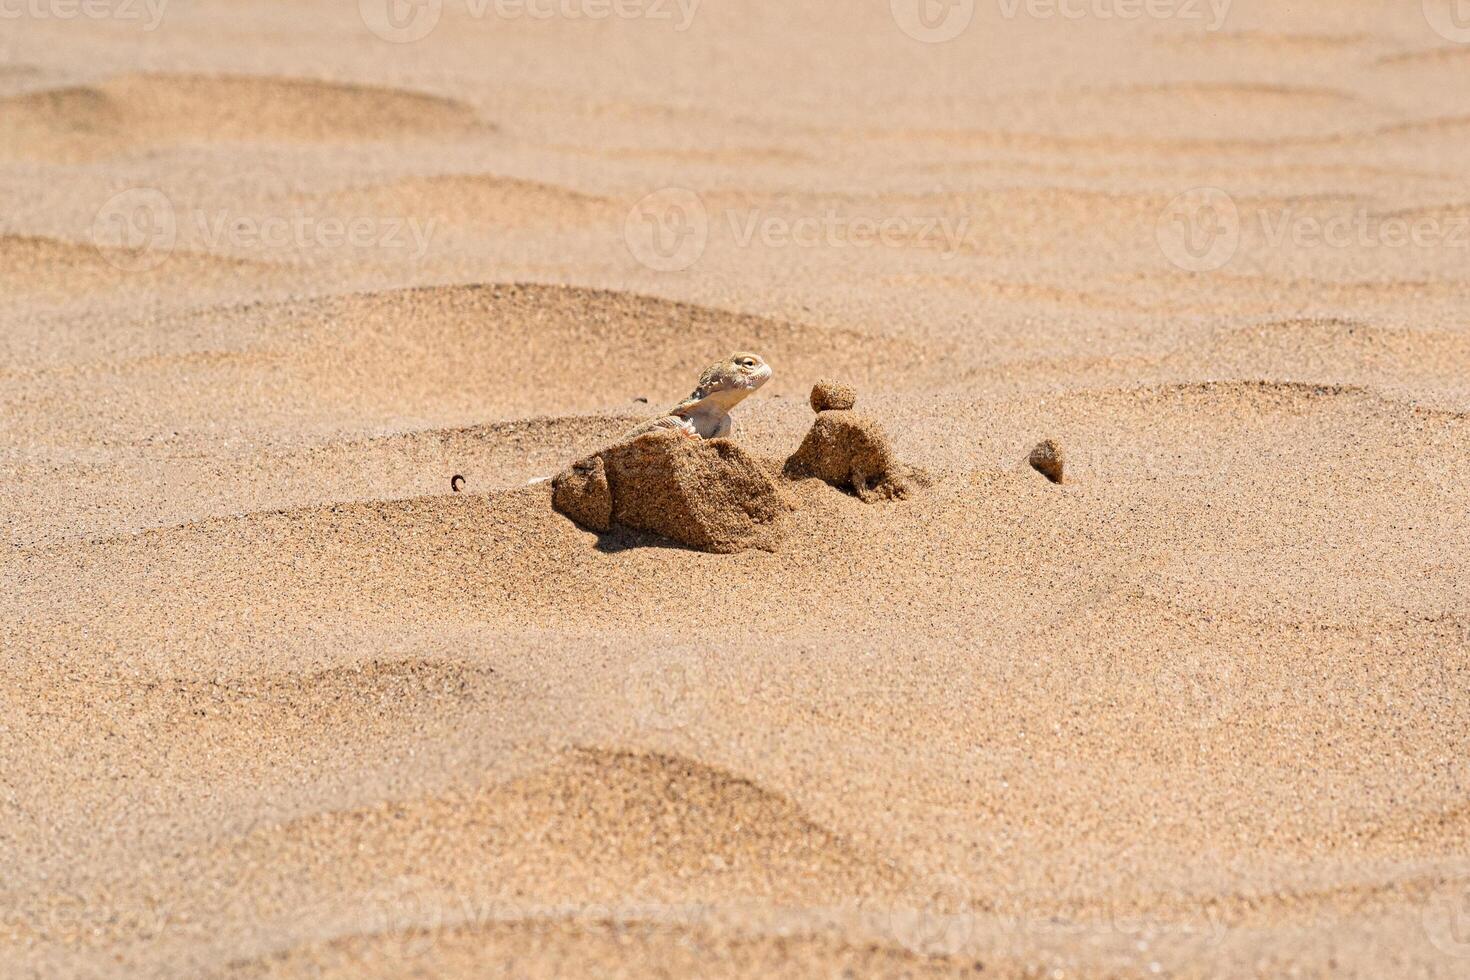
[
  {"left": 552, "top": 431, "right": 795, "bottom": 553},
  {"left": 783, "top": 410, "right": 913, "bottom": 502}
]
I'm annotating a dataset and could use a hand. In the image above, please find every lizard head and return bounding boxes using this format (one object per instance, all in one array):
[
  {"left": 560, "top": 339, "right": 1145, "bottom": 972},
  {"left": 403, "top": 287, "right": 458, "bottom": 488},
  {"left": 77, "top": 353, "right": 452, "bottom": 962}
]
[{"left": 689, "top": 352, "right": 772, "bottom": 401}]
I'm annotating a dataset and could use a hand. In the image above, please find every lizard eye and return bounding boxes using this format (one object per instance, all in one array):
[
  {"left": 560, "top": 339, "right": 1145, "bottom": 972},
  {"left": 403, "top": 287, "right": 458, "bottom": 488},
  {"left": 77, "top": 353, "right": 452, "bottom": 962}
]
[{"left": 739, "top": 358, "right": 756, "bottom": 368}]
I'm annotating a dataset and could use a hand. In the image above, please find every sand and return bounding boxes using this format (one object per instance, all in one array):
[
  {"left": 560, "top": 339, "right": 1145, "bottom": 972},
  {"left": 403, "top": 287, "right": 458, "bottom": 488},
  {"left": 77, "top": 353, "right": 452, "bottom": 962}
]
[{"left": 1, "top": 1, "right": 1468, "bottom": 977}]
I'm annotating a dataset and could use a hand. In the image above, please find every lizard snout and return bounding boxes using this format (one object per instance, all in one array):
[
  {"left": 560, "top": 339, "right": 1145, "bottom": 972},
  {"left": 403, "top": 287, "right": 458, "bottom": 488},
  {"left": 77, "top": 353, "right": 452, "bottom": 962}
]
[{"left": 744, "top": 359, "right": 773, "bottom": 389}]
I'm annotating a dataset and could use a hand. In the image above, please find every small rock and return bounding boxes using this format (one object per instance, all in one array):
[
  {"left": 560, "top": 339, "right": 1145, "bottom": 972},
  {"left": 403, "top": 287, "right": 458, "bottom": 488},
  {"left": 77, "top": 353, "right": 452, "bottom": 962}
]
[
  {"left": 1029, "top": 439, "right": 1065, "bottom": 484},
  {"left": 810, "top": 379, "right": 857, "bottom": 413}
]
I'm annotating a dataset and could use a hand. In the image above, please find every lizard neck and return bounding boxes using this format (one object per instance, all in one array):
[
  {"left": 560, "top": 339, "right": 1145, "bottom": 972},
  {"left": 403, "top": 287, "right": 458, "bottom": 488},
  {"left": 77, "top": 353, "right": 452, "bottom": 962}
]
[
  {"left": 684, "top": 387, "right": 751, "bottom": 413},
  {"left": 669, "top": 388, "right": 752, "bottom": 438},
  {"left": 674, "top": 390, "right": 747, "bottom": 438}
]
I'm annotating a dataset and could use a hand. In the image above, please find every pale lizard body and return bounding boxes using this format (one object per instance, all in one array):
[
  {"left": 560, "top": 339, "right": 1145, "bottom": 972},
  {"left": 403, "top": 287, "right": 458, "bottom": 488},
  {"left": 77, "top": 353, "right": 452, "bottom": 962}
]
[{"left": 624, "top": 352, "right": 772, "bottom": 441}]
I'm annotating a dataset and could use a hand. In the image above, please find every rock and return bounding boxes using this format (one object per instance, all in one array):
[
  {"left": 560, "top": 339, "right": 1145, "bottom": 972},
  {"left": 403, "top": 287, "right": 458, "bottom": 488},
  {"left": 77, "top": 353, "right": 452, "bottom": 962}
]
[
  {"left": 1029, "top": 438, "right": 1064, "bottom": 483},
  {"left": 784, "top": 411, "right": 912, "bottom": 502},
  {"left": 552, "top": 431, "right": 795, "bottom": 552},
  {"left": 551, "top": 453, "right": 612, "bottom": 531},
  {"left": 810, "top": 379, "right": 857, "bottom": 413}
]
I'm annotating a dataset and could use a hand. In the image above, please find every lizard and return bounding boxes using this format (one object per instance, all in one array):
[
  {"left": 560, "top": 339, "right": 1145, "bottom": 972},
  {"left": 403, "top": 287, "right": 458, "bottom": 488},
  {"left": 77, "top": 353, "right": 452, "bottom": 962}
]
[
  {"left": 623, "top": 352, "right": 772, "bottom": 441},
  {"left": 525, "top": 352, "right": 771, "bottom": 485}
]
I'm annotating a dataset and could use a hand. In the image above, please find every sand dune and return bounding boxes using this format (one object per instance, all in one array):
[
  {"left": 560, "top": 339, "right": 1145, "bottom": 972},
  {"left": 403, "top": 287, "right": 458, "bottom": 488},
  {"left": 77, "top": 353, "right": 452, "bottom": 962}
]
[
  {"left": 1193, "top": 318, "right": 1470, "bottom": 385},
  {"left": 1, "top": 282, "right": 918, "bottom": 455},
  {"left": 0, "top": 233, "right": 263, "bottom": 301},
  {"left": 0, "top": 74, "right": 485, "bottom": 160},
  {"left": 321, "top": 174, "right": 615, "bottom": 228},
  {"left": 981, "top": 82, "right": 1381, "bottom": 142},
  {"left": 1376, "top": 46, "right": 1470, "bottom": 67}
]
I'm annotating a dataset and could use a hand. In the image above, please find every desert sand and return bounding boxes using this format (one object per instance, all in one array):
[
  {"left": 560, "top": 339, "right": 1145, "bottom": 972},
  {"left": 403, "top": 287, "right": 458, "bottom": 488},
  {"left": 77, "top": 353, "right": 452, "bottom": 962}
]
[{"left": 2, "top": 0, "right": 1468, "bottom": 976}]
